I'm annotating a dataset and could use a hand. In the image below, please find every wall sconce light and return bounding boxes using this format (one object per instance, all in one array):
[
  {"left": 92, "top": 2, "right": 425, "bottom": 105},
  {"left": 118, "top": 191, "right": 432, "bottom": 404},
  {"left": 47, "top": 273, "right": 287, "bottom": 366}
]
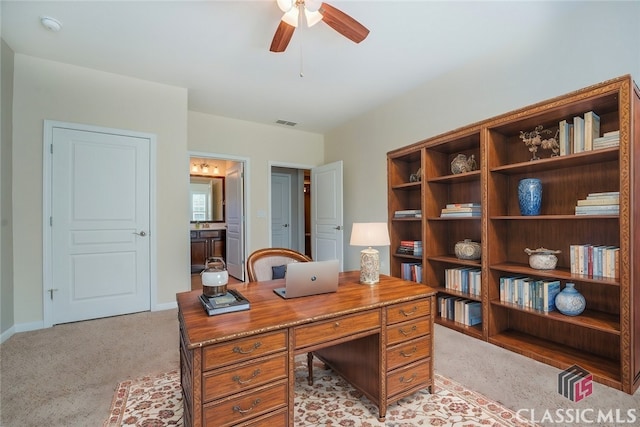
[
  {"left": 191, "top": 162, "right": 211, "bottom": 174},
  {"left": 191, "top": 163, "right": 199, "bottom": 173},
  {"left": 350, "top": 222, "right": 390, "bottom": 285},
  {"left": 213, "top": 165, "right": 219, "bottom": 174},
  {"left": 201, "top": 163, "right": 209, "bottom": 173}
]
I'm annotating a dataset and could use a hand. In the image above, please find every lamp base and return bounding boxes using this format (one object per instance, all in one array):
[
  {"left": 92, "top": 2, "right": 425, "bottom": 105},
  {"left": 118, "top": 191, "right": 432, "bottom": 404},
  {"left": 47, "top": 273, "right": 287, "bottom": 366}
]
[{"left": 359, "top": 247, "right": 380, "bottom": 285}]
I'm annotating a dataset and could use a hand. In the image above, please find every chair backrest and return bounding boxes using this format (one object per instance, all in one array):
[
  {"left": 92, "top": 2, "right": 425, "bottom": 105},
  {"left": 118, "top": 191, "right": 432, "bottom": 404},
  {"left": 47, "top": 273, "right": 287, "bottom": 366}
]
[{"left": 246, "top": 248, "right": 312, "bottom": 282}]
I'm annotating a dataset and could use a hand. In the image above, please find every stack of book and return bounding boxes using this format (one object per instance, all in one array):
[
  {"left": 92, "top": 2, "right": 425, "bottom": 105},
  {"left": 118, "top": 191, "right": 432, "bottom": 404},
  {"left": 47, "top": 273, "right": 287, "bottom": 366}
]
[
  {"left": 394, "top": 209, "right": 421, "bottom": 218},
  {"left": 401, "top": 262, "right": 422, "bottom": 282},
  {"left": 444, "top": 267, "right": 481, "bottom": 296},
  {"left": 574, "top": 191, "right": 619, "bottom": 215},
  {"left": 593, "top": 130, "right": 620, "bottom": 150},
  {"left": 438, "top": 296, "right": 482, "bottom": 326},
  {"left": 499, "top": 276, "right": 561, "bottom": 313},
  {"left": 396, "top": 240, "right": 422, "bottom": 256},
  {"left": 440, "top": 203, "right": 481, "bottom": 218},
  {"left": 558, "top": 111, "right": 618, "bottom": 155},
  {"left": 569, "top": 244, "right": 619, "bottom": 278}
]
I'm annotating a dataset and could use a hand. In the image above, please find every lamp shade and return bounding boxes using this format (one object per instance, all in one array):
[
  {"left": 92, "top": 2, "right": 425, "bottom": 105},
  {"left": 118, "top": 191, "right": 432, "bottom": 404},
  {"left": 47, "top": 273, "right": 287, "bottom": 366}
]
[{"left": 350, "top": 222, "right": 390, "bottom": 247}]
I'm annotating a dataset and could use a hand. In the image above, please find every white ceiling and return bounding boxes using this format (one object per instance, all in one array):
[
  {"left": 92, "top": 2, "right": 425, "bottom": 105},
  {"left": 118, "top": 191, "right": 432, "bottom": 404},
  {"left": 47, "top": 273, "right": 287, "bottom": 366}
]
[{"left": 1, "top": 1, "right": 579, "bottom": 133}]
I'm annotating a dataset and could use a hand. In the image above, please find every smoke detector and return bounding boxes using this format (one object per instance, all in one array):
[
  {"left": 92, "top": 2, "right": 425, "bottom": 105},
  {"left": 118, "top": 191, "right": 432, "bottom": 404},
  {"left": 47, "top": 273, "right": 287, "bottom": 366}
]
[{"left": 40, "top": 16, "right": 62, "bottom": 32}]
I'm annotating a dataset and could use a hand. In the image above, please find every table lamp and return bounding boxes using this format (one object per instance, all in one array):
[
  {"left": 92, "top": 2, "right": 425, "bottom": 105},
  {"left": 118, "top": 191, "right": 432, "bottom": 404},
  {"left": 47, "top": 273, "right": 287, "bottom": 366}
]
[{"left": 350, "top": 222, "right": 390, "bottom": 285}]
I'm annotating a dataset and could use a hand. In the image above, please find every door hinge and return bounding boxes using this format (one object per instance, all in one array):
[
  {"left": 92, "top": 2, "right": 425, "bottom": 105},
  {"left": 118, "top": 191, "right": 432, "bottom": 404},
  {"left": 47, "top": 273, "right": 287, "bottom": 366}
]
[
  {"left": 50, "top": 144, "right": 53, "bottom": 154},
  {"left": 48, "top": 288, "right": 58, "bottom": 300},
  {"left": 50, "top": 216, "right": 53, "bottom": 226}
]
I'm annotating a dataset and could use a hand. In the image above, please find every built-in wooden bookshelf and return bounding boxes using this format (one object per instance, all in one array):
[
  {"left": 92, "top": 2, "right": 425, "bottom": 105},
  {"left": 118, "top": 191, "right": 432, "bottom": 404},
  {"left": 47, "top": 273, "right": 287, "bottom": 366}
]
[{"left": 387, "top": 75, "right": 640, "bottom": 394}]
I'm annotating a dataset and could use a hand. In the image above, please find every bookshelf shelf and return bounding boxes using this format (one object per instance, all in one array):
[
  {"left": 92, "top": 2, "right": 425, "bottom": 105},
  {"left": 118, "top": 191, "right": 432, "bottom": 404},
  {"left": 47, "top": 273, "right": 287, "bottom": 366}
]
[
  {"left": 387, "top": 75, "right": 640, "bottom": 394},
  {"left": 489, "top": 330, "right": 621, "bottom": 390}
]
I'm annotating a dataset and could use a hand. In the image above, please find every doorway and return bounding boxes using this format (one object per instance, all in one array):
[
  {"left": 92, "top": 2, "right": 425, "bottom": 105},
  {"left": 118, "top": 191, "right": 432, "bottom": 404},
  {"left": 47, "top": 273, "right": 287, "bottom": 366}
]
[
  {"left": 270, "top": 166, "right": 311, "bottom": 257},
  {"left": 189, "top": 153, "right": 248, "bottom": 282}
]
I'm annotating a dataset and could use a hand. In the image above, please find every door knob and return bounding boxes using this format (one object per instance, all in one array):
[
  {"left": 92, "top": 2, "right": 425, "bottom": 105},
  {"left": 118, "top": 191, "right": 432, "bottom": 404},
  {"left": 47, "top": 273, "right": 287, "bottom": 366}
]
[
  {"left": 133, "top": 231, "right": 147, "bottom": 237},
  {"left": 283, "top": 224, "right": 289, "bottom": 228}
]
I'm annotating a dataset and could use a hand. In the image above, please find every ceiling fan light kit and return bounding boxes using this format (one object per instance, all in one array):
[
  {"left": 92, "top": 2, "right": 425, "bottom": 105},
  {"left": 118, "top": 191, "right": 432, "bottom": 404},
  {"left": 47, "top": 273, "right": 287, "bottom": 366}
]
[{"left": 270, "top": 0, "right": 369, "bottom": 53}]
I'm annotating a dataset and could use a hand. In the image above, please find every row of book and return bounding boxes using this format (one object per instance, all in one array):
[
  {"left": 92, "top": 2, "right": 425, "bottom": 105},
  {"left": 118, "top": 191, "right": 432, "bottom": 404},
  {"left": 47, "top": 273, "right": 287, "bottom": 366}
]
[
  {"left": 569, "top": 244, "right": 619, "bottom": 278},
  {"left": 438, "top": 296, "right": 482, "bottom": 326},
  {"left": 396, "top": 240, "right": 423, "bottom": 256},
  {"left": 574, "top": 191, "right": 619, "bottom": 216},
  {"left": 401, "top": 262, "right": 422, "bottom": 283},
  {"left": 444, "top": 267, "right": 481, "bottom": 297},
  {"left": 499, "top": 276, "right": 561, "bottom": 313},
  {"left": 394, "top": 209, "right": 421, "bottom": 218},
  {"left": 440, "top": 203, "right": 481, "bottom": 218},
  {"left": 559, "top": 111, "right": 620, "bottom": 155}
]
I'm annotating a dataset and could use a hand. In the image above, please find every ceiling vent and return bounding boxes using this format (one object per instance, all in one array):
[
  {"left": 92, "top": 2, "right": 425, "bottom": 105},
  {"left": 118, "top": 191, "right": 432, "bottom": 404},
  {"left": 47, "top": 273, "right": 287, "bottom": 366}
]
[{"left": 276, "top": 119, "right": 297, "bottom": 127}]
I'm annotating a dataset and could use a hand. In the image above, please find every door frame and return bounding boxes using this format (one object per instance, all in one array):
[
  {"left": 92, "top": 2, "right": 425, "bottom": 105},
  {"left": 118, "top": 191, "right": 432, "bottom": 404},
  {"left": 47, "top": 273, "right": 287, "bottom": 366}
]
[
  {"left": 42, "top": 120, "right": 158, "bottom": 328},
  {"left": 268, "top": 161, "right": 313, "bottom": 250},
  {"left": 188, "top": 151, "right": 250, "bottom": 279}
]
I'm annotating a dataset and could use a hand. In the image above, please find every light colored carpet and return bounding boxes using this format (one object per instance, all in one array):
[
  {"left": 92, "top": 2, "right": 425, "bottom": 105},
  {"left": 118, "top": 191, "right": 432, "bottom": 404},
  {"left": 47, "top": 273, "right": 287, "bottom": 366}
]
[{"left": 1, "top": 308, "right": 639, "bottom": 426}]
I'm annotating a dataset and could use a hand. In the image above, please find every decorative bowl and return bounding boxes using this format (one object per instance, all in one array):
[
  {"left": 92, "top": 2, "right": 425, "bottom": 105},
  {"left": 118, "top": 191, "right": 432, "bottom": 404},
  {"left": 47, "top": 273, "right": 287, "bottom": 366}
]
[
  {"left": 455, "top": 239, "right": 481, "bottom": 260},
  {"left": 524, "top": 247, "right": 560, "bottom": 270}
]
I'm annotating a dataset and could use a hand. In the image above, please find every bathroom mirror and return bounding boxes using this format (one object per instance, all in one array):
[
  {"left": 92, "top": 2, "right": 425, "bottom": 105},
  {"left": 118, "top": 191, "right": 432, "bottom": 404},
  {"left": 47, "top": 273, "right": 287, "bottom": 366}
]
[{"left": 189, "top": 176, "right": 224, "bottom": 222}]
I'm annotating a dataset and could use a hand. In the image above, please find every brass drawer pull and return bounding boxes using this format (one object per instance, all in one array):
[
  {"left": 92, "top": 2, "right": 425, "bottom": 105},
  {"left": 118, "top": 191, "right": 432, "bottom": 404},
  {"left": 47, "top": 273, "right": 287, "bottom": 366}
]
[
  {"left": 400, "top": 346, "right": 417, "bottom": 357},
  {"left": 233, "top": 342, "right": 262, "bottom": 354},
  {"left": 233, "top": 369, "right": 261, "bottom": 385},
  {"left": 399, "top": 373, "right": 418, "bottom": 384},
  {"left": 400, "top": 306, "right": 418, "bottom": 317},
  {"left": 333, "top": 321, "right": 341, "bottom": 329},
  {"left": 233, "top": 398, "right": 261, "bottom": 414},
  {"left": 399, "top": 325, "right": 417, "bottom": 336}
]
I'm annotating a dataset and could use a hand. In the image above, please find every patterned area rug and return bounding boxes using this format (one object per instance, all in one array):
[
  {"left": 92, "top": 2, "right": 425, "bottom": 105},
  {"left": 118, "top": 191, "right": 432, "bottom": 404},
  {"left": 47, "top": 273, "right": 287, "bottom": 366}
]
[{"left": 104, "top": 358, "right": 538, "bottom": 426}]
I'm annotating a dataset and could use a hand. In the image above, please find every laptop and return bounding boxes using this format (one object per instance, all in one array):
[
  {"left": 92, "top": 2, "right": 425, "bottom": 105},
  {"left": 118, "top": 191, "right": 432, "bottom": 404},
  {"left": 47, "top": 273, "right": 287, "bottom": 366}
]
[{"left": 273, "top": 259, "right": 340, "bottom": 299}]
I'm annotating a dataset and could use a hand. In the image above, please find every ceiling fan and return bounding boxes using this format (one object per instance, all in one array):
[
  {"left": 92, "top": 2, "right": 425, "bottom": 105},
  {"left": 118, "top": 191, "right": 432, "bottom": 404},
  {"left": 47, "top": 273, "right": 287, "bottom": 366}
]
[{"left": 270, "top": 0, "right": 370, "bottom": 53}]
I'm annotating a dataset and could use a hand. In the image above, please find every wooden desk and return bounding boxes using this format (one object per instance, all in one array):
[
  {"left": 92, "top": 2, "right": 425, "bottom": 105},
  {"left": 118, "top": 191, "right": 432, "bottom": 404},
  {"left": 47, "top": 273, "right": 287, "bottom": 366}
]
[{"left": 177, "top": 271, "right": 436, "bottom": 426}]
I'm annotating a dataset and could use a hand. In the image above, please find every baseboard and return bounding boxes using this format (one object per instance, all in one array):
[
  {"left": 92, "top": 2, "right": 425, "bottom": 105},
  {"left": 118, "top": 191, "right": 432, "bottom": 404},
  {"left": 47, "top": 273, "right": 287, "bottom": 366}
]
[
  {"left": 0, "top": 325, "right": 16, "bottom": 344},
  {"left": 154, "top": 301, "right": 177, "bottom": 311}
]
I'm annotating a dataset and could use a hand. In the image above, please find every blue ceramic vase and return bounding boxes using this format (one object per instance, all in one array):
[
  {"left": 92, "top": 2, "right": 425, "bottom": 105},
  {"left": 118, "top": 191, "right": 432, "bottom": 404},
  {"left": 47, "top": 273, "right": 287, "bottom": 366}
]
[
  {"left": 518, "top": 178, "right": 542, "bottom": 215},
  {"left": 555, "top": 283, "right": 586, "bottom": 316}
]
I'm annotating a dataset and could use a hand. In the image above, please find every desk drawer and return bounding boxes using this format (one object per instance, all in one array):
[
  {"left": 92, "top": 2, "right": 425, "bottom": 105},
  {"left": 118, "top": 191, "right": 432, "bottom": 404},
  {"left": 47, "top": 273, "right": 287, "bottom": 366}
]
[
  {"left": 203, "top": 381, "right": 287, "bottom": 427},
  {"left": 203, "top": 331, "right": 287, "bottom": 370},
  {"left": 387, "top": 358, "right": 431, "bottom": 398},
  {"left": 386, "top": 299, "right": 431, "bottom": 325},
  {"left": 386, "top": 316, "right": 431, "bottom": 346},
  {"left": 294, "top": 311, "right": 380, "bottom": 349},
  {"left": 203, "top": 353, "right": 287, "bottom": 402},
  {"left": 387, "top": 335, "right": 431, "bottom": 371}
]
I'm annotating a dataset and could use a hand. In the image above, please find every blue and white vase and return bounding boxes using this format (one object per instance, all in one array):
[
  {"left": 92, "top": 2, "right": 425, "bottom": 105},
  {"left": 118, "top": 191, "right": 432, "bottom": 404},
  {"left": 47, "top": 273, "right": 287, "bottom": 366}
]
[
  {"left": 555, "top": 283, "right": 586, "bottom": 316},
  {"left": 518, "top": 178, "right": 542, "bottom": 216}
]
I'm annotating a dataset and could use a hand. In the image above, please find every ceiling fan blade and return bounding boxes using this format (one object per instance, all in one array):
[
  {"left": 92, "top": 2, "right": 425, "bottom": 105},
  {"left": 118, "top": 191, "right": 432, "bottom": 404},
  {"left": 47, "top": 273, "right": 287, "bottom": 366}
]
[
  {"left": 319, "top": 2, "right": 369, "bottom": 44},
  {"left": 270, "top": 20, "right": 296, "bottom": 52}
]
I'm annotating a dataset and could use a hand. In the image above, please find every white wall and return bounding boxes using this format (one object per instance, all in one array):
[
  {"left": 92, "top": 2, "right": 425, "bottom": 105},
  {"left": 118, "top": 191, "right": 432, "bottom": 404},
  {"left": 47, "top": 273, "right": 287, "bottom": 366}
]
[
  {"left": 188, "top": 111, "right": 324, "bottom": 253},
  {"left": 12, "top": 55, "right": 188, "bottom": 327},
  {"left": 326, "top": 1, "right": 640, "bottom": 273},
  {"left": 1, "top": 40, "right": 15, "bottom": 338}
]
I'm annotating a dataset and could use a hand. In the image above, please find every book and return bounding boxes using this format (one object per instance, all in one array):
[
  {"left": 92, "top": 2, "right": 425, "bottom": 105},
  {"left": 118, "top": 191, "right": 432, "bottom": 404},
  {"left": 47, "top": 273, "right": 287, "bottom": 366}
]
[
  {"left": 440, "top": 212, "right": 481, "bottom": 217},
  {"left": 542, "top": 280, "right": 561, "bottom": 312},
  {"left": 576, "top": 197, "right": 619, "bottom": 206},
  {"left": 445, "top": 203, "right": 481, "bottom": 209},
  {"left": 586, "top": 191, "right": 619, "bottom": 198},
  {"left": 441, "top": 207, "right": 481, "bottom": 213},
  {"left": 573, "top": 116, "right": 585, "bottom": 153},
  {"left": 558, "top": 120, "right": 573, "bottom": 156},
  {"left": 583, "top": 111, "right": 600, "bottom": 151}
]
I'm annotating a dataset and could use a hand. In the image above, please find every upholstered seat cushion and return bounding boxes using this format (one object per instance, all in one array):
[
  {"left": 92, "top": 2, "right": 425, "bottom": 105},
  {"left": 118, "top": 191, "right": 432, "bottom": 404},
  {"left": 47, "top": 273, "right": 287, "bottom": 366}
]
[{"left": 251, "top": 257, "right": 301, "bottom": 282}]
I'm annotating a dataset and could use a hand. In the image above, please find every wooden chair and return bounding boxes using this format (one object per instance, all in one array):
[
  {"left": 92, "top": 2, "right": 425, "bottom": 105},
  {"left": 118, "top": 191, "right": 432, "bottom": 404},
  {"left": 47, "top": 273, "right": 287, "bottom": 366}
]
[
  {"left": 246, "top": 247, "right": 316, "bottom": 384},
  {"left": 246, "top": 247, "right": 312, "bottom": 282}
]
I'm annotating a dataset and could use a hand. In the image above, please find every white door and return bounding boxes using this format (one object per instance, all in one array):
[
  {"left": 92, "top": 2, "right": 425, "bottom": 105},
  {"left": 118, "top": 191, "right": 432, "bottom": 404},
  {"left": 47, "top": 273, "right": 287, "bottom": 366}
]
[
  {"left": 271, "top": 173, "right": 291, "bottom": 248},
  {"left": 49, "top": 126, "right": 151, "bottom": 324},
  {"left": 225, "top": 163, "right": 245, "bottom": 280},
  {"left": 311, "top": 161, "right": 344, "bottom": 270}
]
